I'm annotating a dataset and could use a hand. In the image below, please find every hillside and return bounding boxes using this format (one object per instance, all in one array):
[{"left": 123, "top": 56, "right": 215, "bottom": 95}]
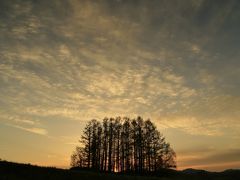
[{"left": 0, "top": 160, "right": 240, "bottom": 180}]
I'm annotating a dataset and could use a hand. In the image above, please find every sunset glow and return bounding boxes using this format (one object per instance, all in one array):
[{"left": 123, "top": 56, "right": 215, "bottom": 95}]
[{"left": 0, "top": 0, "right": 240, "bottom": 171}]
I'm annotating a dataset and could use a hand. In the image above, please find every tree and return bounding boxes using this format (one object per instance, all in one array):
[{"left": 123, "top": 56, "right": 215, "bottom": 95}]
[
  {"left": 70, "top": 116, "right": 176, "bottom": 174},
  {"left": 121, "top": 117, "right": 131, "bottom": 172},
  {"left": 71, "top": 146, "right": 84, "bottom": 168},
  {"left": 80, "top": 121, "right": 92, "bottom": 168}
]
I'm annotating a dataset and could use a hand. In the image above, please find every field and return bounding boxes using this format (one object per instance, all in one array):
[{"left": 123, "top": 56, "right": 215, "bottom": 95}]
[{"left": 0, "top": 160, "right": 240, "bottom": 180}]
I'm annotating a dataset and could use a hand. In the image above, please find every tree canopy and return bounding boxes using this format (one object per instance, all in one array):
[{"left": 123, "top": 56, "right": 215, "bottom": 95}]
[{"left": 71, "top": 116, "right": 176, "bottom": 173}]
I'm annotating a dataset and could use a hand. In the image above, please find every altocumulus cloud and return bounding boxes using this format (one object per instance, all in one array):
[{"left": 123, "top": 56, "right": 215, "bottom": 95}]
[
  {"left": 0, "top": 0, "right": 240, "bottom": 170},
  {"left": 0, "top": 0, "right": 239, "bottom": 134}
]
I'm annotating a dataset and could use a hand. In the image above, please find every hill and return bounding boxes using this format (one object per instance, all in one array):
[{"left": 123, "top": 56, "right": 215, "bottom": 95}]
[{"left": 0, "top": 160, "right": 240, "bottom": 180}]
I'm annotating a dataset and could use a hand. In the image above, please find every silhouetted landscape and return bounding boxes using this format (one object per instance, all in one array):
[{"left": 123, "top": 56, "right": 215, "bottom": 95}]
[
  {"left": 1, "top": 160, "right": 240, "bottom": 180},
  {"left": 71, "top": 117, "right": 176, "bottom": 173},
  {"left": 1, "top": 0, "right": 240, "bottom": 179},
  {"left": 1, "top": 116, "right": 240, "bottom": 179}
]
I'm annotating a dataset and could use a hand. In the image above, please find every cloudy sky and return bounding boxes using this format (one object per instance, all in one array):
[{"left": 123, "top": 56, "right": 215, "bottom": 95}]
[{"left": 0, "top": 0, "right": 239, "bottom": 171}]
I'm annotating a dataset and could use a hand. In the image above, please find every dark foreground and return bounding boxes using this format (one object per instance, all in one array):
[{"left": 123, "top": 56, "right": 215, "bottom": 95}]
[{"left": 0, "top": 161, "right": 240, "bottom": 180}]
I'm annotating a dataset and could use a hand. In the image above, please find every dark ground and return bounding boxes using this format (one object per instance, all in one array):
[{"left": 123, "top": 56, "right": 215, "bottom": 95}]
[{"left": 0, "top": 160, "right": 240, "bottom": 180}]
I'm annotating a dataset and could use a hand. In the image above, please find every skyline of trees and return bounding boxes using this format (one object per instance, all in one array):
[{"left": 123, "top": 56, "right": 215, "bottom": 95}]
[{"left": 71, "top": 116, "right": 176, "bottom": 173}]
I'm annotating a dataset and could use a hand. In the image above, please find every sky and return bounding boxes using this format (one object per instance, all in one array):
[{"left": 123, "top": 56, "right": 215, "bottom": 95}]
[{"left": 0, "top": 0, "right": 240, "bottom": 171}]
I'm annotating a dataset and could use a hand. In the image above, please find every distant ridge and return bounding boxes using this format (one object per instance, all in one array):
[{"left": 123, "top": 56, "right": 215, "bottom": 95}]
[
  {"left": 181, "top": 167, "right": 240, "bottom": 179},
  {"left": 182, "top": 168, "right": 240, "bottom": 174},
  {"left": 181, "top": 168, "right": 209, "bottom": 174}
]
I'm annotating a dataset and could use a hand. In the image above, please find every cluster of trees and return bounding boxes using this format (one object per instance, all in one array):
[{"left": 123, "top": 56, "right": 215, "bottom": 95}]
[{"left": 71, "top": 116, "right": 176, "bottom": 173}]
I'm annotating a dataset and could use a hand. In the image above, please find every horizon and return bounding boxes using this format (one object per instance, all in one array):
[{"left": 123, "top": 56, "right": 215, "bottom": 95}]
[
  {"left": 0, "top": 0, "right": 240, "bottom": 172},
  {"left": 1, "top": 159, "right": 240, "bottom": 173}
]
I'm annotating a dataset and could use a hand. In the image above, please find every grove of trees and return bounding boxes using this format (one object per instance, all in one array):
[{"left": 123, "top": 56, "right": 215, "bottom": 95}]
[{"left": 71, "top": 116, "right": 176, "bottom": 173}]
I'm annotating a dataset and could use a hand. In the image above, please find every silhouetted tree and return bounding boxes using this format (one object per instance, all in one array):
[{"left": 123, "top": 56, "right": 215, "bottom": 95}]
[
  {"left": 102, "top": 117, "right": 108, "bottom": 171},
  {"left": 80, "top": 121, "right": 92, "bottom": 168},
  {"left": 71, "top": 116, "right": 176, "bottom": 174},
  {"left": 71, "top": 146, "right": 84, "bottom": 168},
  {"left": 121, "top": 117, "right": 131, "bottom": 172}
]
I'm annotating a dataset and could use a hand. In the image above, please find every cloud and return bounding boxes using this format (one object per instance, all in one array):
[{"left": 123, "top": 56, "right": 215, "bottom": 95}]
[
  {"left": 178, "top": 148, "right": 240, "bottom": 171},
  {"left": 0, "top": 0, "right": 238, "bottom": 132},
  {"left": 0, "top": 114, "right": 37, "bottom": 125},
  {"left": 157, "top": 116, "right": 223, "bottom": 136},
  {"left": 6, "top": 124, "right": 47, "bottom": 136},
  {"left": 0, "top": 0, "right": 240, "bottom": 170},
  {"left": 180, "top": 161, "right": 240, "bottom": 172},
  {"left": 0, "top": 113, "right": 47, "bottom": 136}
]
